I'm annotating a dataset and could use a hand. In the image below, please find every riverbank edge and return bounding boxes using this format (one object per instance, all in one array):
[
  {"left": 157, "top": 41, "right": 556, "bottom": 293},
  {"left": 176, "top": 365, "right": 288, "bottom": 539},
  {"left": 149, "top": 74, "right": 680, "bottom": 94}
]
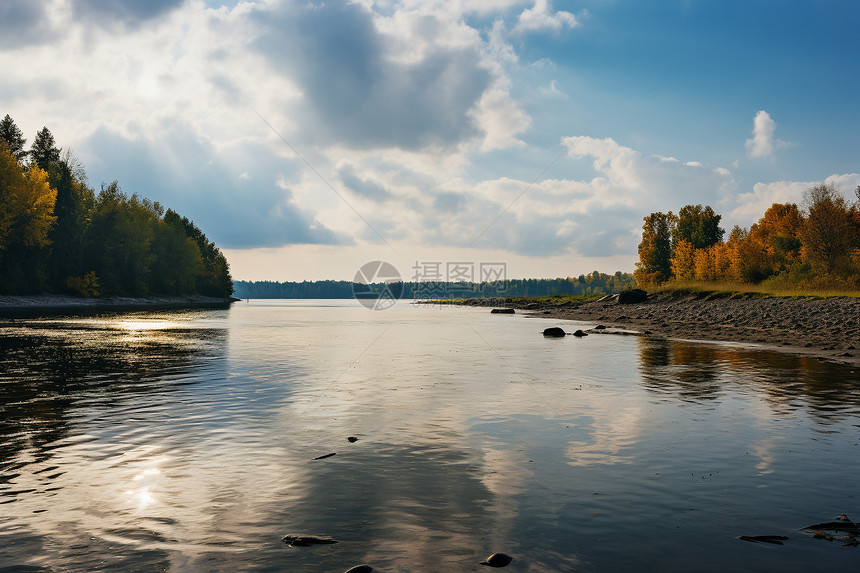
[
  {"left": 441, "top": 294, "right": 860, "bottom": 367},
  {"left": 0, "top": 294, "right": 236, "bottom": 317}
]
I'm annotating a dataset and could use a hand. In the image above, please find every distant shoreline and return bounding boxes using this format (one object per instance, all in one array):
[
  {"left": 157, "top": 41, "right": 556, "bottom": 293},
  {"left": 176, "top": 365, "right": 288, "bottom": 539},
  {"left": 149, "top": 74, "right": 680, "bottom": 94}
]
[
  {"left": 0, "top": 295, "right": 235, "bottom": 317},
  {"left": 451, "top": 293, "right": 860, "bottom": 367}
]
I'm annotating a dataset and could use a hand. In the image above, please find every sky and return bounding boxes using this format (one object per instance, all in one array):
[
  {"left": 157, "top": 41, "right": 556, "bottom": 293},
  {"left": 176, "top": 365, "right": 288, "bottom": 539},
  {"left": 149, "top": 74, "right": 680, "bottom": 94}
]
[{"left": 1, "top": 0, "right": 858, "bottom": 281}]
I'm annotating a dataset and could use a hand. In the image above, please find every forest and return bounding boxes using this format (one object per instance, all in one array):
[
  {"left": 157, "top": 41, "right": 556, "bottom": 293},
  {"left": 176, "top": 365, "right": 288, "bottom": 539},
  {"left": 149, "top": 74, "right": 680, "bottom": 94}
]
[
  {"left": 634, "top": 184, "right": 860, "bottom": 290},
  {"left": 0, "top": 114, "right": 233, "bottom": 298},
  {"left": 234, "top": 272, "right": 636, "bottom": 299}
]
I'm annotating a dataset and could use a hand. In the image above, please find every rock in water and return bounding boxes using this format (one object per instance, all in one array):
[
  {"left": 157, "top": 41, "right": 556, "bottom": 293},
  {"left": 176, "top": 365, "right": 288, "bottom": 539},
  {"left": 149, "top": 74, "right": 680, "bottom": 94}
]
[
  {"left": 479, "top": 553, "right": 513, "bottom": 567},
  {"left": 347, "top": 436, "right": 358, "bottom": 443},
  {"left": 312, "top": 452, "right": 336, "bottom": 460},
  {"left": 617, "top": 289, "right": 647, "bottom": 304},
  {"left": 491, "top": 308, "right": 515, "bottom": 314},
  {"left": 344, "top": 566, "right": 373, "bottom": 573},
  {"left": 542, "top": 327, "right": 566, "bottom": 337},
  {"left": 738, "top": 535, "right": 789, "bottom": 545},
  {"left": 572, "top": 329, "right": 588, "bottom": 337},
  {"left": 282, "top": 534, "right": 338, "bottom": 547}
]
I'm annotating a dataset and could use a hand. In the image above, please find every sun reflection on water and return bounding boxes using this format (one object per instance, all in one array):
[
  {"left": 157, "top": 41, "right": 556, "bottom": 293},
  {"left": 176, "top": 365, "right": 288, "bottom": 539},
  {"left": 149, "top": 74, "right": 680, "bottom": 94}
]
[
  {"left": 117, "top": 320, "right": 179, "bottom": 332},
  {"left": 126, "top": 463, "right": 166, "bottom": 512}
]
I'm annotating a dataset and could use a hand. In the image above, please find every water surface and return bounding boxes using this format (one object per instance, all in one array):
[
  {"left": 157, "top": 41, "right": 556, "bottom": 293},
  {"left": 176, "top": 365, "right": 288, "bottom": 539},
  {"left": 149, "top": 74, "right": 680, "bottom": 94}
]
[{"left": 1, "top": 300, "right": 859, "bottom": 571}]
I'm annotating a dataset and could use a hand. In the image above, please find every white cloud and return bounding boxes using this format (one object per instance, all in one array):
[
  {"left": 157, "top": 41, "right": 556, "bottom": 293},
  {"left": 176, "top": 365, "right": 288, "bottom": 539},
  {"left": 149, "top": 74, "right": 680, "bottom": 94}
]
[
  {"left": 537, "top": 79, "right": 564, "bottom": 98},
  {"left": 513, "top": 0, "right": 579, "bottom": 34},
  {"left": 529, "top": 57, "right": 556, "bottom": 69},
  {"left": 824, "top": 172, "right": 860, "bottom": 192},
  {"left": 729, "top": 172, "right": 860, "bottom": 225},
  {"left": 730, "top": 180, "right": 810, "bottom": 223},
  {"left": 745, "top": 110, "right": 790, "bottom": 158},
  {"left": 563, "top": 136, "right": 644, "bottom": 192}
]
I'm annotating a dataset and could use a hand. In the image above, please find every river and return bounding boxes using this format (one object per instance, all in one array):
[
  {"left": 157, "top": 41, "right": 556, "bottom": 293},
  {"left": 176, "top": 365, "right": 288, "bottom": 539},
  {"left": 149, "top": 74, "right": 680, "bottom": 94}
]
[{"left": 1, "top": 300, "right": 859, "bottom": 572}]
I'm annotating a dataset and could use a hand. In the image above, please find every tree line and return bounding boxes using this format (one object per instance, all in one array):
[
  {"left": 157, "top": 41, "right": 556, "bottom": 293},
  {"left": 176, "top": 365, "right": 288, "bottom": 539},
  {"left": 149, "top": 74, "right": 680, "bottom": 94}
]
[
  {"left": 0, "top": 114, "right": 233, "bottom": 297},
  {"left": 634, "top": 184, "right": 860, "bottom": 289},
  {"left": 233, "top": 272, "right": 636, "bottom": 299}
]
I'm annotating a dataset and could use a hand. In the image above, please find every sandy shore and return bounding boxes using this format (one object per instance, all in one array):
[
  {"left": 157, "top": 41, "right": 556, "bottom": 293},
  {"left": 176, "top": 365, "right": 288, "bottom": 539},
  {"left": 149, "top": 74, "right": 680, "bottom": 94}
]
[
  {"left": 0, "top": 294, "right": 234, "bottom": 316},
  {"left": 460, "top": 293, "right": 860, "bottom": 367}
]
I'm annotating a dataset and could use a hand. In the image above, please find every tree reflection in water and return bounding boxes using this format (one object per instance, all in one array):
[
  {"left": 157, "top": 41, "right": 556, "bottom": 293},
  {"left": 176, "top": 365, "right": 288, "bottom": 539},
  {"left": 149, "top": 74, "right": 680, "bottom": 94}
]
[{"left": 637, "top": 337, "right": 860, "bottom": 421}]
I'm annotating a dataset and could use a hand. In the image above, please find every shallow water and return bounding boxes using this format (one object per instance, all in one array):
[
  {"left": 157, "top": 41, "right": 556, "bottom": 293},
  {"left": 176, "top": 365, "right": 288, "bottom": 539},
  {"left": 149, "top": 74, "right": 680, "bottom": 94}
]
[{"left": 1, "top": 300, "right": 859, "bottom": 572}]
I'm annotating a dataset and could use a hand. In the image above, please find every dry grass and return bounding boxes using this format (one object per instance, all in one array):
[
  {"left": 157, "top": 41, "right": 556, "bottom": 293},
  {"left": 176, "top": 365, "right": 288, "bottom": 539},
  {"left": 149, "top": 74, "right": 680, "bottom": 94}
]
[{"left": 651, "top": 280, "right": 860, "bottom": 299}]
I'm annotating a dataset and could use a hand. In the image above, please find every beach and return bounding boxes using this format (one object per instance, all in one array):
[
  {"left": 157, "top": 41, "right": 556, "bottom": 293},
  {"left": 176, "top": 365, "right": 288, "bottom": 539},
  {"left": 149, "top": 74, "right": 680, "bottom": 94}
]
[{"left": 459, "top": 293, "right": 860, "bottom": 366}]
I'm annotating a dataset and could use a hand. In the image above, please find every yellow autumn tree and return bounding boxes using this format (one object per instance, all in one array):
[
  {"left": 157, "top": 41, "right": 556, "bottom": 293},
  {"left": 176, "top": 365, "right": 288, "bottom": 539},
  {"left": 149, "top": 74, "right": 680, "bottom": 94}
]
[
  {"left": 670, "top": 239, "right": 696, "bottom": 280},
  {"left": 693, "top": 245, "right": 716, "bottom": 281},
  {"left": 21, "top": 165, "right": 58, "bottom": 247},
  {"left": 727, "top": 226, "right": 770, "bottom": 282},
  {"left": 0, "top": 145, "right": 57, "bottom": 250},
  {"left": 711, "top": 242, "right": 734, "bottom": 280}
]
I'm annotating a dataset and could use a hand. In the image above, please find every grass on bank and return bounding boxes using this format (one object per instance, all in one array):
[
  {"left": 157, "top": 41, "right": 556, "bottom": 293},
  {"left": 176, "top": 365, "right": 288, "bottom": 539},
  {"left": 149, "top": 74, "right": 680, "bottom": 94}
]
[
  {"left": 433, "top": 294, "right": 604, "bottom": 305},
  {"left": 650, "top": 280, "right": 860, "bottom": 300},
  {"left": 435, "top": 283, "right": 860, "bottom": 305}
]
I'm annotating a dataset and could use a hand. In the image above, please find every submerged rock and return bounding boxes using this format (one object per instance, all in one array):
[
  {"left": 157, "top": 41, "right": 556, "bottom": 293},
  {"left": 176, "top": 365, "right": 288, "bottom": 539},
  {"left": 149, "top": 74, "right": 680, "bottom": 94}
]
[
  {"left": 803, "top": 521, "right": 860, "bottom": 533},
  {"left": 479, "top": 553, "right": 513, "bottom": 567},
  {"left": 491, "top": 308, "right": 515, "bottom": 314},
  {"left": 542, "top": 327, "right": 566, "bottom": 337},
  {"left": 282, "top": 534, "right": 338, "bottom": 547},
  {"left": 572, "top": 329, "right": 588, "bottom": 337},
  {"left": 347, "top": 436, "right": 358, "bottom": 443},
  {"left": 738, "top": 535, "right": 788, "bottom": 545},
  {"left": 312, "top": 452, "right": 336, "bottom": 460}
]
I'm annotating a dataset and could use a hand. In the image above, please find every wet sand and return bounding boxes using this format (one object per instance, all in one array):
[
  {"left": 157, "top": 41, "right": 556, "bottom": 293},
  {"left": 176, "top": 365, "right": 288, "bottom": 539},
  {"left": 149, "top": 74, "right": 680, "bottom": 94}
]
[{"left": 461, "top": 294, "right": 860, "bottom": 367}]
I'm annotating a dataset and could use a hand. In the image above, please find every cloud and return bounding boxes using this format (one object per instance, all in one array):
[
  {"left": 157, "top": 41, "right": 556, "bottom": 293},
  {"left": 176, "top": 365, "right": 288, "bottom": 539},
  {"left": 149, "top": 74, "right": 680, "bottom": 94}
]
[
  {"left": 252, "top": 2, "right": 505, "bottom": 152},
  {"left": 81, "top": 124, "right": 343, "bottom": 249},
  {"left": 537, "top": 79, "right": 564, "bottom": 98},
  {"left": 729, "top": 172, "right": 860, "bottom": 225},
  {"left": 824, "top": 172, "right": 860, "bottom": 192},
  {"left": 337, "top": 162, "right": 392, "bottom": 202},
  {"left": 0, "top": 1, "right": 54, "bottom": 48},
  {"left": 71, "top": 0, "right": 187, "bottom": 27},
  {"left": 332, "top": 135, "right": 736, "bottom": 257},
  {"left": 513, "top": 0, "right": 580, "bottom": 34},
  {"left": 745, "top": 110, "right": 790, "bottom": 158},
  {"left": 729, "top": 180, "right": 810, "bottom": 224}
]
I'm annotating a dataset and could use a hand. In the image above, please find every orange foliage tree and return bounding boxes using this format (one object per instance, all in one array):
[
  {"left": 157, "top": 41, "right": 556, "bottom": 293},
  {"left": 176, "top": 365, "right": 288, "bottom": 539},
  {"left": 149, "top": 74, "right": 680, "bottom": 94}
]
[
  {"left": 635, "top": 184, "right": 860, "bottom": 289},
  {"left": 748, "top": 203, "right": 804, "bottom": 275},
  {"left": 800, "top": 183, "right": 858, "bottom": 274}
]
